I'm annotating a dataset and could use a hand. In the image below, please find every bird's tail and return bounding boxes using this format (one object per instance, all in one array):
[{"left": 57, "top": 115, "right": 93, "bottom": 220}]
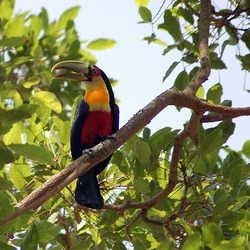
[{"left": 75, "top": 172, "right": 104, "bottom": 209}]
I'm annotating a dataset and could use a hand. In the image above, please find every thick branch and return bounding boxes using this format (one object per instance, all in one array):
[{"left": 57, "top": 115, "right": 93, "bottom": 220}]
[{"left": 184, "top": 0, "right": 211, "bottom": 95}]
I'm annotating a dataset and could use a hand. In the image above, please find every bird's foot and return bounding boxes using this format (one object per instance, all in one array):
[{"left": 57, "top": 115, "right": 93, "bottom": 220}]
[{"left": 106, "top": 135, "right": 117, "bottom": 142}]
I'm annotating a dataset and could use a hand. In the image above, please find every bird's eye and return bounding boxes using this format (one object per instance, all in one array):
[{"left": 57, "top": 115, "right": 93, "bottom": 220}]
[{"left": 92, "top": 69, "right": 99, "bottom": 75}]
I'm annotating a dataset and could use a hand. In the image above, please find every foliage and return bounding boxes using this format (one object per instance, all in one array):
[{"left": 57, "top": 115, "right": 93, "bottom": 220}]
[{"left": 0, "top": 0, "right": 250, "bottom": 249}]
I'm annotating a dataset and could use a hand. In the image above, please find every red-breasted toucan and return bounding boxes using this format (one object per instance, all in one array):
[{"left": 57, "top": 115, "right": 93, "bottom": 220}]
[{"left": 52, "top": 61, "right": 119, "bottom": 209}]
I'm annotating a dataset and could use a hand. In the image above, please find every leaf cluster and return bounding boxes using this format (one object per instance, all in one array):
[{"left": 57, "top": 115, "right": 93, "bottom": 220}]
[{"left": 138, "top": 0, "right": 250, "bottom": 88}]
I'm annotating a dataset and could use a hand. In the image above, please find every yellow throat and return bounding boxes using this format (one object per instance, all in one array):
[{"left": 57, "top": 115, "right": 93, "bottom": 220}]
[{"left": 82, "top": 77, "right": 110, "bottom": 112}]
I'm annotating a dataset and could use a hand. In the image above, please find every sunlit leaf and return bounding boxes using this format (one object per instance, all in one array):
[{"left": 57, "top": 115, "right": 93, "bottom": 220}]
[
  {"left": 22, "top": 76, "right": 40, "bottom": 88},
  {"left": 196, "top": 86, "right": 204, "bottom": 98},
  {"left": 5, "top": 17, "right": 26, "bottom": 37},
  {"left": 9, "top": 164, "right": 30, "bottom": 190},
  {"left": 57, "top": 6, "right": 80, "bottom": 30},
  {"left": 0, "top": 36, "right": 28, "bottom": 47},
  {"left": 202, "top": 223, "right": 223, "bottom": 249},
  {"left": 207, "top": 83, "right": 223, "bottom": 104},
  {"left": 29, "top": 15, "right": 43, "bottom": 39},
  {"left": 87, "top": 38, "right": 116, "bottom": 50},
  {"left": 32, "top": 90, "right": 62, "bottom": 113},
  {"left": 0, "top": 0, "right": 14, "bottom": 20},
  {"left": 242, "top": 140, "right": 250, "bottom": 158},
  {"left": 9, "top": 144, "right": 54, "bottom": 165},
  {"left": 182, "top": 233, "right": 201, "bottom": 250},
  {"left": 134, "top": 0, "right": 150, "bottom": 6}
]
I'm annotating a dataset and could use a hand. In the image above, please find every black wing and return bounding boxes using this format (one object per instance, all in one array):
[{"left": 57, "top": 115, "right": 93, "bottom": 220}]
[
  {"left": 70, "top": 100, "right": 89, "bottom": 160},
  {"left": 112, "top": 104, "right": 119, "bottom": 133}
]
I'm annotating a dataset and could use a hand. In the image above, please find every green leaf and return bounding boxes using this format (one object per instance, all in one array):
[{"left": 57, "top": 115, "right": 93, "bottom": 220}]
[
  {"left": 0, "top": 242, "right": 16, "bottom": 250},
  {"left": 22, "top": 76, "right": 40, "bottom": 88},
  {"left": 159, "top": 10, "right": 182, "bottom": 42},
  {"left": 57, "top": 6, "right": 80, "bottom": 30},
  {"left": 143, "top": 33, "right": 168, "bottom": 46},
  {"left": 214, "top": 189, "right": 228, "bottom": 204},
  {"left": 9, "top": 144, "right": 54, "bottom": 165},
  {"left": 162, "top": 61, "right": 180, "bottom": 82},
  {"left": 39, "top": 8, "right": 49, "bottom": 31},
  {"left": 200, "top": 128, "right": 223, "bottom": 156},
  {"left": 1, "top": 89, "right": 23, "bottom": 107},
  {"left": 134, "top": 138, "right": 151, "bottom": 164},
  {"left": 0, "top": 141, "right": 14, "bottom": 166},
  {"left": 239, "top": 54, "right": 250, "bottom": 71},
  {"left": 21, "top": 224, "right": 39, "bottom": 250},
  {"left": 31, "top": 90, "right": 62, "bottom": 113},
  {"left": 5, "top": 17, "right": 26, "bottom": 37},
  {"left": 29, "top": 15, "right": 43, "bottom": 39},
  {"left": 196, "top": 86, "right": 204, "bottom": 99},
  {"left": 138, "top": 7, "right": 152, "bottom": 23},
  {"left": 34, "top": 46, "right": 44, "bottom": 64},
  {"left": 0, "top": 192, "right": 14, "bottom": 222},
  {"left": 221, "top": 37, "right": 238, "bottom": 57},
  {"left": 177, "top": 7, "right": 194, "bottom": 24},
  {"left": 142, "top": 127, "right": 151, "bottom": 140},
  {"left": 149, "top": 127, "right": 178, "bottom": 153},
  {"left": 200, "top": 121, "right": 235, "bottom": 156},
  {"left": 134, "top": 179, "right": 149, "bottom": 193},
  {"left": 174, "top": 70, "right": 189, "bottom": 90},
  {"left": 239, "top": 222, "right": 250, "bottom": 235},
  {"left": 228, "top": 165, "right": 241, "bottom": 187},
  {"left": 210, "top": 52, "right": 227, "bottom": 69},
  {"left": 53, "top": 116, "right": 70, "bottom": 145},
  {"left": 134, "top": 0, "right": 150, "bottom": 6},
  {"left": 162, "top": 44, "right": 178, "bottom": 55},
  {"left": 113, "top": 241, "right": 127, "bottom": 250},
  {"left": 156, "top": 238, "right": 175, "bottom": 250},
  {"left": 242, "top": 30, "right": 250, "bottom": 50},
  {"left": 242, "top": 140, "right": 250, "bottom": 158},
  {"left": 36, "top": 221, "right": 61, "bottom": 242},
  {"left": 0, "top": 36, "right": 28, "bottom": 47},
  {"left": 202, "top": 223, "right": 223, "bottom": 249},
  {"left": 9, "top": 164, "right": 31, "bottom": 190},
  {"left": 0, "top": 0, "right": 14, "bottom": 20},
  {"left": 182, "top": 233, "right": 201, "bottom": 250},
  {"left": 4, "top": 56, "right": 33, "bottom": 67},
  {"left": 38, "top": 71, "right": 52, "bottom": 84},
  {"left": 87, "top": 38, "right": 116, "bottom": 50},
  {"left": 207, "top": 83, "right": 223, "bottom": 104},
  {"left": 215, "top": 236, "right": 245, "bottom": 249}
]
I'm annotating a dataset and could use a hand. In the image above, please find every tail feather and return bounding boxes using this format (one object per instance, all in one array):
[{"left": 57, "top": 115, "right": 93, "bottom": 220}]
[{"left": 75, "top": 172, "right": 104, "bottom": 209}]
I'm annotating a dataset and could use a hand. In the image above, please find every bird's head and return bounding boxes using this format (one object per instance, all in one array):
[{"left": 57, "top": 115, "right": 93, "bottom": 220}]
[{"left": 51, "top": 60, "right": 115, "bottom": 111}]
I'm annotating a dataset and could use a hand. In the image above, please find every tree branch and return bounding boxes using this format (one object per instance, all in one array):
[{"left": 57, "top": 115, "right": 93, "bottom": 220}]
[{"left": 184, "top": 0, "right": 211, "bottom": 95}]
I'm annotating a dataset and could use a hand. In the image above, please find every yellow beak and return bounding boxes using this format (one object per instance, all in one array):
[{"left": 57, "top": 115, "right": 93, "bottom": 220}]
[{"left": 51, "top": 60, "right": 92, "bottom": 81}]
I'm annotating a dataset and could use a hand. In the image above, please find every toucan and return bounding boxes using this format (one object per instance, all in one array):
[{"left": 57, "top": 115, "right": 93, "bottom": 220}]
[{"left": 51, "top": 61, "right": 119, "bottom": 209}]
